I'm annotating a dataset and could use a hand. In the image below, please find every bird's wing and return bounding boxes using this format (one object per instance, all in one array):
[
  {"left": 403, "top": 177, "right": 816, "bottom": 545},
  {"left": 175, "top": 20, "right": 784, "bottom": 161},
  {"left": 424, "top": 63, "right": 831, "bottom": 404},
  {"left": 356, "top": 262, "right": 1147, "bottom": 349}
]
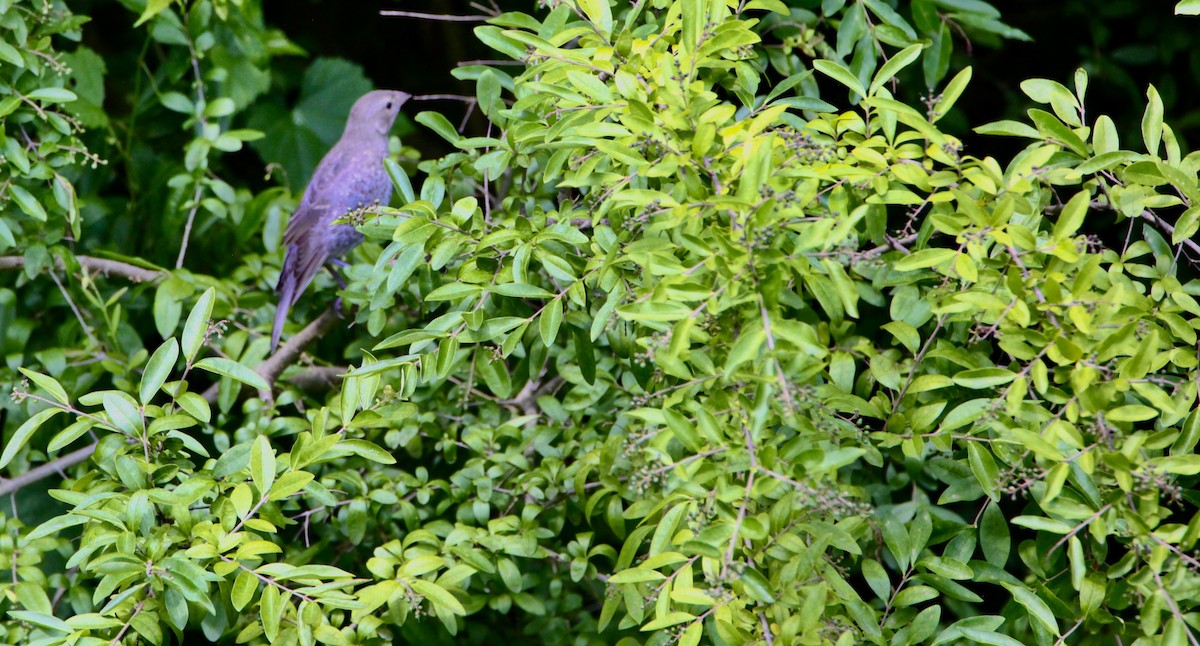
[{"left": 283, "top": 143, "right": 354, "bottom": 246}]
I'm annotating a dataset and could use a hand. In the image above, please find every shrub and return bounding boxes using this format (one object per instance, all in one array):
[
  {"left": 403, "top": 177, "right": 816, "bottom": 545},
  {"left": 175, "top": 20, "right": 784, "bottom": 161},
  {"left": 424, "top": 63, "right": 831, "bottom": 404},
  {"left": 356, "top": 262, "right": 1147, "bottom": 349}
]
[{"left": 4, "top": 0, "right": 1200, "bottom": 644}]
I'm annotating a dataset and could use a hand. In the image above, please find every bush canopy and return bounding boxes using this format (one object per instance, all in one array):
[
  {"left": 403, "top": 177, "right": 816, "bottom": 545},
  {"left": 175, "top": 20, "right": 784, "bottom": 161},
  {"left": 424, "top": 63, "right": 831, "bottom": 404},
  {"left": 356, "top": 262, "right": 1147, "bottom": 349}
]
[{"left": 4, "top": 0, "right": 1200, "bottom": 644}]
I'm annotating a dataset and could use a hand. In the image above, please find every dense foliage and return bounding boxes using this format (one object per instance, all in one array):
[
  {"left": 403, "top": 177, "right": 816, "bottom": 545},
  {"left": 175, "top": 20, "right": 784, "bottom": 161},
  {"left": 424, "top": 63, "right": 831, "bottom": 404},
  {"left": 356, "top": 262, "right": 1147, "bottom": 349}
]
[{"left": 5, "top": 0, "right": 1200, "bottom": 644}]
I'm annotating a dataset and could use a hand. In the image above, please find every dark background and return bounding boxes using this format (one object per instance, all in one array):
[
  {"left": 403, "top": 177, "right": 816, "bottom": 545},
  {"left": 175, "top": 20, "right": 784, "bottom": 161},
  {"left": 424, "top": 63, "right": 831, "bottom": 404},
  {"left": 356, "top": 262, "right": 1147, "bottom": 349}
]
[
  {"left": 77, "top": 0, "right": 1200, "bottom": 179},
  {"left": 271, "top": 0, "right": 1200, "bottom": 158}
]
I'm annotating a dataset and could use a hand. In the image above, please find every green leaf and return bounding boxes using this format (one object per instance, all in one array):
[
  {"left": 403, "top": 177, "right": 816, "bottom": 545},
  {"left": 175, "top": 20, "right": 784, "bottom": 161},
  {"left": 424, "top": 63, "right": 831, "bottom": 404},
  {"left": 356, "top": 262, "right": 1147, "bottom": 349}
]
[
  {"left": 814, "top": 59, "right": 867, "bottom": 102},
  {"left": 140, "top": 338, "right": 179, "bottom": 405},
  {"left": 724, "top": 325, "right": 765, "bottom": 377},
  {"left": 861, "top": 558, "right": 890, "bottom": 601},
  {"left": 182, "top": 288, "right": 215, "bottom": 363},
  {"left": 894, "top": 248, "right": 956, "bottom": 271},
  {"left": 134, "top": 0, "right": 174, "bottom": 26},
  {"left": 974, "top": 120, "right": 1040, "bottom": 139},
  {"left": 385, "top": 158, "right": 415, "bottom": 203},
  {"left": 609, "top": 568, "right": 665, "bottom": 584},
  {"left": 869, "top": 44, "right": 923, "bottom": 96},
  {"left": 881, "top": 515, "right": 912, "bottom": 571},
  {"left": 681, "top": 0, "right": 703, "bottom": 52},
  {"left": 967, "top": 442, "right": 1000, "bottom": 500},
  {"left": 48, "top": 419, "right": 94, "bottom": 452},
  {"left": 491, "top": 283, "right": 554, "bottom": 299},
  {"left": 194, "top": 358, "right": 269, "bottom": 390},
  {"left": 1178, "top": 0, "right": 1200, "bottom": 15},
  {"left": 931, "top": 66, "right": 972, "bottom": 122},
  {"left": 259, "top": 583, "right": 282, "bottom": 642},
  {"left": 498, "top": 558, "right": 522, "bottom": 592},
  {"left": 9, "top": 185, "right": 47, "bottom": 221},
  {"left": 416, "top": 111, "right": 463, "bottom": 146},
  {"left": 213, "top": 442, "right": 253, "bottom": 479},
  {"left": 410, "top": 579, "right": 466, "bottom": 615},
  {"left": 959, "top": 628, "right": 1026, "bottom": 646},
  {"left": 425, "top": 282, "right": 483, "bottom": 302},
  {"left": 0, "top": 408, "right": 62, "bottom": 468},
  {"left": 337, "top": 439, "right": 397, "bottom": 464},
  {"left": 1010, "top": 516, "right": 1072, "bottom": 533},
  {"left": 27, "top": 87, "right": 78, "bottom": 103},
  {"left": 250, "top": 434, "right": 276, "bottom": 496},
  {"left": 8, "top": 611, "right": 72, "bottom": 634},
  {"left": 0, "top": 40, "right": 24, "bottom": 67},
  {"left": 231, "top": 570, "right": 257, "bottom": 611},
  {"left": 1001, "top": 583, "right": 1060, "bottom": 636},
  {"left": 642, "top": 612, "right": 696, "bottom": 631},
  {"left": 1143, "top": 85, "right": 1163, "bottom": 156},
  {"left": 103, "top": 392, "right": 144, "bottom": 435},
  {"left": 1173, "top": 206, "right": 1200, "bottom": 244},
  {"left": 574, "top": 326, "right": 596, "bottom": 385},
  {"left": 1052, "top": 190, "right": 1091, "bottom": 240},
  {"left": 952, "top": 368, "right": 1015, "bottom": 389},
  {"left": 1106, "top": 405, "right": 1158, "bottom": 422},
  {"left": 979, "top": 503, "right": 1010, "bottom": 566},
  {"left": 18, "top": 368, "right": 70, "bottom": 405},
  {"left": 539, "top": 298, "right": 563, "bottom": 347}
]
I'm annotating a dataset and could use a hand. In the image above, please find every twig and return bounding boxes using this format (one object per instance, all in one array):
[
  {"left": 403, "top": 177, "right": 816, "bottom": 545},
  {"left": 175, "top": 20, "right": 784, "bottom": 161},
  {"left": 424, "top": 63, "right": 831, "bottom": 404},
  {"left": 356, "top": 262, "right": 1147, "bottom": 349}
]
[
  {"left": 0, "top": 255, "right": 163, "bottom": 283},
  {"left": 1151, "top": 567, "right": 1200, "bottom": 646},
  {"left": 109, "top": 596, "right": 149, "bottom": 646},
  {"left": 412, "top": 94, "right": 480, "bottom": 103},
  {"left": 218, "top": 555, "right": 316, "bottom": 604},
  {"left": 1005, "top": 245, "right": 1060, "bottom": 328},
  {"left": 47, "top": 269, "right": 100, "bottom": 348},
  {"left": 887, "top": 315, "right": 945, "bottom": 422},
  {"left": 379, "top": 10, "right": 489, "bottom": 21},
  {"left": 723, "top": 423, "right": 758, "bottom": 576},
  {"left": 1048, "top": 503, "right": 1112, "bottom": 556},
  {"left": 758, "top": 294, "right": 796, "bottom": 416},
  {"left": 760, "top": 612, "right": 775, "bottom": 645},
  {"left": 1140, "top": 209, "right": 1200, "bottom": 258},
  {"left": 176, "top": 184, "right": 203, "bottom": 268}
]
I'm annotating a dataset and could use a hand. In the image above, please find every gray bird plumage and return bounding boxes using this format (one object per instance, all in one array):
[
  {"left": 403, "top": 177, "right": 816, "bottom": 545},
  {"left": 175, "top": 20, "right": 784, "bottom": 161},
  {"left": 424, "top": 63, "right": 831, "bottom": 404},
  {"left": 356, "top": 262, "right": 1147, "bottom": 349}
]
[{"left": 271, "top": 90, "right": 410, "bottom": 351}]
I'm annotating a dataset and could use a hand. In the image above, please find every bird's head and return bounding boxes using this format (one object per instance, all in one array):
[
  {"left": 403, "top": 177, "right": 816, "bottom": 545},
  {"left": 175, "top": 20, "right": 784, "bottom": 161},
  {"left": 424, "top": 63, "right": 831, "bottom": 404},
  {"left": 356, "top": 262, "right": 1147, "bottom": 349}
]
[{"left": 346, "top": 89, "right": 411, "bottom": 137}]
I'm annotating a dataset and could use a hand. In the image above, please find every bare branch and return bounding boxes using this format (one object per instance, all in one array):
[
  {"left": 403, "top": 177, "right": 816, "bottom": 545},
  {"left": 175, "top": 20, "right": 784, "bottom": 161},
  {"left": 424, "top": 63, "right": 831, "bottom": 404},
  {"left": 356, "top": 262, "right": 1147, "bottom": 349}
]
[
  {"left": 288, "top": 366, "right": 348, "bottom": 392},
  {"left": 0, "top": 444, "right": 97, "bottom": 498},
  {"left": 378, "top": 10, "right": 489, "bottom": 21},
  {"left": 0, "top": 254, "right": 164, "bottom": 283},
  {"left": 176, "top": 184, "right": 204, "bottom": 269},
  {"left": 202, "top": 304, "right": 345, "bottom": 404}
]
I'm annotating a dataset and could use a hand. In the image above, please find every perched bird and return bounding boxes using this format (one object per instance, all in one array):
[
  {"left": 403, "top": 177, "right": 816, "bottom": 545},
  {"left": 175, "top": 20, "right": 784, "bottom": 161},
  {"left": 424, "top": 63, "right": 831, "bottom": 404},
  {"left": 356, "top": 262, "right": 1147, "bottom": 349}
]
[{"left": 271, "top": 90, "right": 410, "bottom": 351}]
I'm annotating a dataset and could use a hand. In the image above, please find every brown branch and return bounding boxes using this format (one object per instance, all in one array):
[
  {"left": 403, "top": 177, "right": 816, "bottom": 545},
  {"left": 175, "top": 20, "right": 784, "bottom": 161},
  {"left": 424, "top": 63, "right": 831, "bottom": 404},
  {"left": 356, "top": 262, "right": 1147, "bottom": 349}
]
[
  {"left": 201, "top": 305, "right": 344, "bottom": 404},
  {"left": 0, "top": 444, "right": 96, "bottom": 498},
  {"left": 0, "top": 254, "right": 163, "bottom": 283},
  {"left": 288, "top": 366, "right": 348, "bottom": 392},
  {"left": 1140, "top": 209, "right": 1200, "bottom": 258}
]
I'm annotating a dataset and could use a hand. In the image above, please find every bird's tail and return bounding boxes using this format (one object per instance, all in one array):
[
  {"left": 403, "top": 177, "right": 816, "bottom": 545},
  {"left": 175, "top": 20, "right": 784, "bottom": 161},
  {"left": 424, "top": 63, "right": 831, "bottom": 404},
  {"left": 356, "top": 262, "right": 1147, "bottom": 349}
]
[
  {"left": 272, "top": 242, "right": 303, "bottom": 352},
  {"left": 271, "top": 272, "right": 295, "bottom": 352},
  {"left": 271, "top": 243, "right": 325, "bottom": 352}
]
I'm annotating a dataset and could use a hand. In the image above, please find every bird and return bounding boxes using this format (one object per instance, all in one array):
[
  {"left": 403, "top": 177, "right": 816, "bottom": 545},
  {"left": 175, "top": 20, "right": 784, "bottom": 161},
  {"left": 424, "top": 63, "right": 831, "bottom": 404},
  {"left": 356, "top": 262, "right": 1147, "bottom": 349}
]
[{"left": 271, "top": 89, "right": 410, "bottom": 351}]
